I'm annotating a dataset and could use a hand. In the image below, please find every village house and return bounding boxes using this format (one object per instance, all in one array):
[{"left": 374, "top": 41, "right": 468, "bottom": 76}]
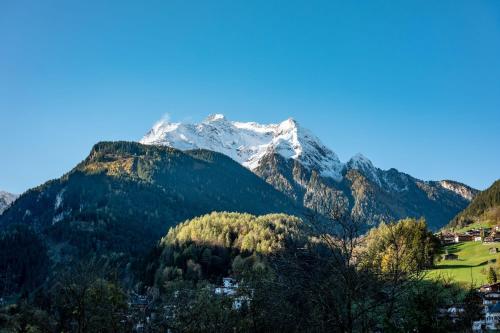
[
  {"left": 446, "top": 305, "right": 465, "bottom": 323},
  {"left": 484, "top": 236, "right": 495, "bottom": 244},
  {"left": 480, "top": 282, "right": 500, "bottom": 293},
  {"left": 455, "top": 234, "right": 474, "bottom": 243},
  {"left": 215, "top": 277, "right": 238, "bottom": 296},
  {"left": 439, "top": 233, "right": 456, "bottom": 245},
  {"left": 469, "top": 229, "right": 481, "bottom": 236},
  {"left": 483, "top": 292, "right": 500, "bottom": 306},
  {"left": 485, "top": 303, "right": 500, "bottom": 330},
  {"left": 215, "top": 277, "right": 251, "bottom": 310},
  {"left": 472, "top": 320, "right": 486, "bottom": 332},
  {"left": 471, "top": 284, "right": 500, "bottom": 331},
  {"left": 490, "top": 248, "right": 499, "bottom": 254}
]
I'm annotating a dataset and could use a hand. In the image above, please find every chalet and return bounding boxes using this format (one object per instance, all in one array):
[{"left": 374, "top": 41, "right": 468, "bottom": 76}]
[
  {"left": 440, "top": 233, "right": 456, "bottom": 245},
  {"left": 483, "top": 292, "right": 500, "bottom": 305},
  {"left": 485, "top": 303, "right": 500, "bottom": 330},
  {"left": 474, "top": 236, "right": 483, "bottom": 242},
  {"left": 214, "top": 277, "right": 252, "bottom": 310},
  {"left": 215, "top": 277, "right": 238, "bottom": 296},
  {"left": 490, "top": 248, "right": 499, "bottom": 254},
  {"left": 484, "top": 236, "right": 494, "bottom": 244},
  {"left": 446, "top": 305, "right": 465, "bottom": 323},
  {"left": 443, "top": 253, "right": 459, "bottom": 261},
  {"left": 472, "top": 320, "right": 486, "bottom": 332},
  {"left": 455, "top": 234, "right": 473, "bottom": 243},
  {"left": 469, "top": 229, "right": 481, "bottom": 236},
  {"left": 480, "top": 282, "right": 500, "bottom": 293}
]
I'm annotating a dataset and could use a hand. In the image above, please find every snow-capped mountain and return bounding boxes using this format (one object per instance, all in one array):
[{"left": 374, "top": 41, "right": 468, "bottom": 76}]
[
  {"left": 141, "top": 114, "right": 344, "bottom": 181},
  {"left": 0, "top": 191, "right": 17, "bottom": 214},
  {"left": 141, "top": 114, "right": 477, "bottom": 229}
]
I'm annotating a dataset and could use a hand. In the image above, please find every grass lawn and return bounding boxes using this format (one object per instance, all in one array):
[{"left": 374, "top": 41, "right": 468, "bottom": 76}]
[{"left": 427, "top": 241, "right": 500, "bottom": 285}]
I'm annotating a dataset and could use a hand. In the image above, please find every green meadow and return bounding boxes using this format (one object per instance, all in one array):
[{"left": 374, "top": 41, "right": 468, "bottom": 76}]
[{"left": 428, "top": 241, "right": 500, "bottom": 285}]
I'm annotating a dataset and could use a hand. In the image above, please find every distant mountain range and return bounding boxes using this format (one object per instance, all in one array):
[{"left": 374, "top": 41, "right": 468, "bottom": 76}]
[
  {"left": 0, "top": 191, "right": 17, "bottom": 214},
  {"left": 141, "top": 114, "right": 477, "bottom": 229}
]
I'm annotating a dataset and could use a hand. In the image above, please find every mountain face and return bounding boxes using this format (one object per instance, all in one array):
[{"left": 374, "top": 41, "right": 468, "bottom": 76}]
[
  {"left": 141, "top": 114, "right": 477, "bottom": 229},
  {"left": 0, "top": 142, "right": 301, "bottom": 271},
  {"left": 141, "top": 114, "right": 345, "bottom": 181},
  {"left": 0, "top": 191, "right": 17, "bottom": 214},
  {"left": 447, "top": 179, "right": 500, "bottom": 229}
]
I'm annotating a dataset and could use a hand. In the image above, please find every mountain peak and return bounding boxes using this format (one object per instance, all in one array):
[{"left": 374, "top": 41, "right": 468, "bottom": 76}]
[
  {"left": 346, "top": 153, "right": 381, "bottom": 185},
  {"left": 140, "top": 114, "right": 344, "bottom": 181},
  {"left": 204, "top": 113, "right": 227, "bottom": 122},
  {"left": 347, "top": 153, "right": 374, "bottom": 169},
  {"left": 278, "top": 117, "right": 298, "bottom": 129}
]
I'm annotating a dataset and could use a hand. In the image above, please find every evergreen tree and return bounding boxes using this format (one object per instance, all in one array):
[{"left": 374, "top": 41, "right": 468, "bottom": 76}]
[{"left": 488, "top": 266, "right": 498, "bottom": 284}]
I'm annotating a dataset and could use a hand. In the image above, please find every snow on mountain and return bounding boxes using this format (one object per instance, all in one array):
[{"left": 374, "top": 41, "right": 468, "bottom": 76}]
[
  {"left": 0, "top": 191, "right": 18, "bottom": 214},
  {"left": 140, "top": 114, "right": 476, "bottom": 202},
  {"left": 346, "top": 153, "right": 381, "bottom": 185},
  {"left": 141, "top": 114, "right": 345, "bottom": 181}
]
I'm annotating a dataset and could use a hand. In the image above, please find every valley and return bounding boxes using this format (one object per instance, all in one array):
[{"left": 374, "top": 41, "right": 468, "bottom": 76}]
[{"left": 0, "top": 117, "right": 496, "bottom": 332}]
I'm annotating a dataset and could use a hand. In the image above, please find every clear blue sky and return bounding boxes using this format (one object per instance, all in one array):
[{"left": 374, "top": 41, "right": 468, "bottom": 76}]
[{"left": 1, "top": 0, "right": 499, "bottom": 193}]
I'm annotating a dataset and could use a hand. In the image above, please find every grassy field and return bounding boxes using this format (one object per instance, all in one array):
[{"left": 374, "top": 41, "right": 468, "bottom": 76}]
[
  {"left": 427, "top": 241, "right": 500, "bottom": 285},
  {"left": 447, "top": 221, "right": 490, "bottom": 233}
]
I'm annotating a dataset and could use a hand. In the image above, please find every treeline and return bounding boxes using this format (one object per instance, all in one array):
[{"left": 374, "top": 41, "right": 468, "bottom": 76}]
[{"left": 1, "top": 212, "right": 482, "bottom": 332}]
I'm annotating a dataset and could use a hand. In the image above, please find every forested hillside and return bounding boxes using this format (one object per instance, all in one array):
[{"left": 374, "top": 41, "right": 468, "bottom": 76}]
[
  {"left": 447, "top": 179, "right": 500, "bottom": 229},
  {"left": 132, "top": 212, "right": 472, "bottom": 332},
  {"left": 0, "top": 142, "right": 302, "bottom": 295}
]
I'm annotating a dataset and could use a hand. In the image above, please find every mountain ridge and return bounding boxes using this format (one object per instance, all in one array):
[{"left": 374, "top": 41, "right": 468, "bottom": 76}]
[{"left": 140, "top": 115, "right": 477, "bottom": 229}]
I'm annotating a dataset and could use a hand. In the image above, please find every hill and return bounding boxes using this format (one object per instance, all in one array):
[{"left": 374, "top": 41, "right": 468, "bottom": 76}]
[
  {"left": 141, "top": 212, "right": 308, "bottom": 286},
  {"left": 0, "top": 142, "right": 303, "bottom": 293},
  {"left": 447, "top": 179, "right": 500, "bottom": 230}
]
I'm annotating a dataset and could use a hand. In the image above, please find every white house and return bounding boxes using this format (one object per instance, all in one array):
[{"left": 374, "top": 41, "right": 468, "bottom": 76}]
[
  {"left": 214, "top": 277, "right": 251, "bottom": 310},
  {"left": 447, "top": 306, "right": 465, "bottom": 323},
  {"left": 483, "top": 292, "right": 500, "bottom": 306},
  {"left": 472, "top": 320, "right": 486, "bottom": 332},
  {"left": 215, "top": 277, "right": 238, "bottom": 296},
  {"left": 485, "top": 303, "right": 500, "bottom": 330}
]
